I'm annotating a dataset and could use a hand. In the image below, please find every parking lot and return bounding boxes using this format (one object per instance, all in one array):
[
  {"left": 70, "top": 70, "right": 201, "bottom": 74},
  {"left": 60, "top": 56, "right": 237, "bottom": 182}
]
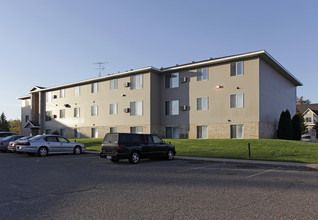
[{"left": 1, "top": 152, "right": 318, "bottom": 219}]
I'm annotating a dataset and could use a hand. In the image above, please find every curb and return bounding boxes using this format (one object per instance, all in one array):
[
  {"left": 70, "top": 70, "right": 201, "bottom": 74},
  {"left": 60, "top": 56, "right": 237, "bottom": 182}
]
[
  {"left": 85, "top": 150, "right": 318, "bottom": 170},
  {"left": 175, "top": 156, "right": 318, "bottom": 170}
]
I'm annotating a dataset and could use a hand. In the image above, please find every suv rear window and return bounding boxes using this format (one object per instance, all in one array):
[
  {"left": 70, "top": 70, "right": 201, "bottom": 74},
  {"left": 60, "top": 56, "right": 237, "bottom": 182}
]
[{"left": 103, "top": 133, "right": 119, "bottom": 144}]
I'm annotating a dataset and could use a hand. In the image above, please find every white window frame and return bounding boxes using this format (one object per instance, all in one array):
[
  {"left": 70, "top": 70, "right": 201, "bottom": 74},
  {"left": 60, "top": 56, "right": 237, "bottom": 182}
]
[
  {"left": 74, "top": 107, "right": 80, "bottom": 118},
  {"left": 165, "top": 73, "right": 179, "bottom": 88},
  {"left": 165, "top": 100, "right": 179, "bottom": 115},
  {"left": 91, "top": 105, "right": 98, "bottom": 116},
  {"left": 74, "top": 129, "right": 80, "bottom": 138},
  {"left": 130, "top": 126, "right": 143, "bottom": 134},
  {"left": 130, "top": 101, "right": 143, "bottom": 116},
  {"left": 91, "top": 82, "right": 98, "bottom": 93},
  {"left": 75, "top": 86, "right": 80, "bottom": 96},
  {"left": 230, "top": 125, "right": 243, "bottom": 139},
  {"left": 230, "top": 94, "right": 244, "bottom": 108},
  {"left": 197, "top": 68, "right": 208, "bottom": 81},
  {"left": 231, "top": 61, "right": 244, "bottom": 76},
  {"left": 110, "top": 127, "right": 117, "bottom": 133},
  {"left": 91, "top": 128, "right": 98, "bottom": 138},
  {"left": 110, "top": 103, "right": 118, "bottom": 115},
  {"left": 60, "top": 109, "right": 65, "bottom": 118},
  {"left": 46, "top": 92, "right": 52, "bottom": 103},
  {"left": 166, "top": 127, "right": 180, "bottom": 139},
  {"left": 197, "top": 97, "right": 209, "bottom": 110},
  {"left": 60, "top": 89, "right": 65, "bottom": 98},
  {"left": 130, "top": 74, "right": 143, "bottom": 90},
  {"left": 197, "top": 126, "right": 208, "bottom": 139},
  {"left": 110, "top": 79, "right": 118, "bottom": 90}
]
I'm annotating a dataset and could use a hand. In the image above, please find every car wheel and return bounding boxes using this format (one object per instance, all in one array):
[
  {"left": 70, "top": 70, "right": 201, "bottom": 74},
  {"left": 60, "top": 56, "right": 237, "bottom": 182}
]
[
  {"left": 166, "top": 150, "right": 174, "bottom": 160},
  {"left": 129, "top": 152, "right": 140, "bottom": 164},
  {"left": 74, "top": 146, "right": 81, "bottom": 155},
  {"left": 38, "top": 147, "right": 48, "bottom": 157},
  {"left": 110, "top": 156, "right": 120, "bottom": 163}
]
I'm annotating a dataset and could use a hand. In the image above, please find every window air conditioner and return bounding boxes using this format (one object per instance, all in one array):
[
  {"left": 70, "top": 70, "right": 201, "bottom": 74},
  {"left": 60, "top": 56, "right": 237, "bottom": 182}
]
[
  {"left": 180, "top": 105, "right": 188, "bottom": 111},
  {"left": 180, "top": 77, "right": 188, "bottom": 83}
]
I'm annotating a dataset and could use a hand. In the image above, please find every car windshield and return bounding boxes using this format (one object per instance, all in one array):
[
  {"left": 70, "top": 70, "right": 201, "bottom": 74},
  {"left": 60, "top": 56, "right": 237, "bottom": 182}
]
[
  {"left": 2, "top": 135, "right": 15, "bottom": 141},
  {"left": 29, "top": 135, "right": 44, "bottom": 141}
]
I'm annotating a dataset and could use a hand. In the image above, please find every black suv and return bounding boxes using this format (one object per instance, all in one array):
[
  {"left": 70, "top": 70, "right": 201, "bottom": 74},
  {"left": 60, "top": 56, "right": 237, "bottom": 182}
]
[{"left": 100, "top": 133, "right": 176, "bottom": 164}]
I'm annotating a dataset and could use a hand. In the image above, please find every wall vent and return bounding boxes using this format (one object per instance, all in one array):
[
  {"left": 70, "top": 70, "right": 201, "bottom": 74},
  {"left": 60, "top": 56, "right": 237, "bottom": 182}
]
[{"left": 123, "top": 108, "right": 130, "bottom": 113}]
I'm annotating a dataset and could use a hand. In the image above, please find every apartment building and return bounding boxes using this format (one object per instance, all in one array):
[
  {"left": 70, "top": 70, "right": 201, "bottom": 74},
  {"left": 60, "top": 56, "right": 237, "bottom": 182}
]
[{"left": 19, "top": 50, "right": 302, "bottom": 139}]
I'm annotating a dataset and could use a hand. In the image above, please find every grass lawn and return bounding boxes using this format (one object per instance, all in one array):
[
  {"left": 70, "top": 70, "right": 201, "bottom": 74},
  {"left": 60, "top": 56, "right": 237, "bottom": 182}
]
[{"left": 71, "top": 138, "right": 318, "bottom": 164}]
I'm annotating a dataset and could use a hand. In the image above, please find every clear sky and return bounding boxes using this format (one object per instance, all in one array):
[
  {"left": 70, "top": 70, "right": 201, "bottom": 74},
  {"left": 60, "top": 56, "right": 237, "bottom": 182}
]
[{"left": 0, "top": 0, "right": 317, "bottom": 120}]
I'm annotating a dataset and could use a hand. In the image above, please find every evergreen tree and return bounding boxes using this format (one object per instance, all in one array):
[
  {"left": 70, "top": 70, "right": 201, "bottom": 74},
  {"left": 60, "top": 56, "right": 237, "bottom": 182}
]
[
  {"left": 277, "top": 111, "right": 285, "bottom": 139},
  {"left": 292, "top": 114, "right": 301, "bottom": 140},
  {"left": 0, "top": 112, "right": 10, "bottom": 131},
  {"left": 285, "top": 110, "right": 293, "bottom": 140},
  {"left": 277, "top": 110, "right": 293, "bottom": 140}
]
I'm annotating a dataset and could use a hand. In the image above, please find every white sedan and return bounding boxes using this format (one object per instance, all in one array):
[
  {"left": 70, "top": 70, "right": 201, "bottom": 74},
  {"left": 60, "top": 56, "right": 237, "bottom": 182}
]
[{"left": 16, "top": 135, "right": 86, "bottom": 156}]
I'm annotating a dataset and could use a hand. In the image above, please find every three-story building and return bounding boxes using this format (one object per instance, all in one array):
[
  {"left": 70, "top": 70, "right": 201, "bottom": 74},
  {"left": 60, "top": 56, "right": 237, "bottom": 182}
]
[{"left": 19, "top": 50, "right": 302, "bottom": 139}]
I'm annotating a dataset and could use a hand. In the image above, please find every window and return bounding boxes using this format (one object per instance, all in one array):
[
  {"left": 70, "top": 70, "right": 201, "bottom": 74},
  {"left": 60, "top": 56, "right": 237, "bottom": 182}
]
[
  {"left": 110, "top": 127, "right": 117, "bottom": 133},
  {"left": 22, "top": 99, "right": 30, "bottom": 107},
  {"left": 45, "top": 111, "right": 52, "bottom": 121},
  {"left": 231, "top": 125, "right": 243, "bottom": 139},
  {"left": 74, "top": 129, "right": 80, "bottom": 138},
  {"left": 230, "top": 94, "right": 244, "bottom": 108},
  {"left": 91, "top": 82, "right": 98, "bottom": 93},
  {"left": 130, "top": 127, "right": 143, "bottom": 134},
  {"left": 25, "top": 115, "right": 29, "bottom": 122},
  {"left": 75, "top": 86, "right": 80, "bottom": 96},
  {"left": 46, "top": 92, "right": 52, "bottom": 103},
  {"left": 60, "top": 129, "right": 65, "bottom": 137},
  {"left": 60, "top": 109, "right": 65, "bottom": 118},
  {"left": 60, "top": 89, "right": 65, "bottom": 98},
  {"left": 130, "top": 101, "right": 143, "bottom": 116},
  {"left": 74, "top": 107, "right": 80, "bottom": 118},
  {"left": 197, "top": 97, "right": 209, "bottom": 110},
  {"left": 165, "top": 73, "right": 179, "bottom": 88},
  {"left": 130, "top": 74, "right": 143, "bottom": 90},
  {"left": 197, "top": 126, "right": 208, "bottom": 139},
  {"left": 110, "top": 79, "right": 118, "bottom": 90},
  {"left": 45, "top": 129, "right": 52, "bottom": 134},
  {"left": 92, "top": 128, "right": 98, "bottom": 138},
  {"left": 91, "top": 105, "right": 98, "bottom": 116},
  {"left": 165, "top": 100, "right": 179, "bottom": 115},
  {"left": 166, "top": 127, "right": 180, "bottom": 139},
  {"left": 110, "top": 104, "right": 118, "bottom": 115},
  {"left": 197, "top": 68, "right": 208, "bottom": 81},
  {"left": 230, "top": 61, "right": 244, "bottom": 76},
  {"left": 306, "top": 117, "right": 312, "bottom": 122}
]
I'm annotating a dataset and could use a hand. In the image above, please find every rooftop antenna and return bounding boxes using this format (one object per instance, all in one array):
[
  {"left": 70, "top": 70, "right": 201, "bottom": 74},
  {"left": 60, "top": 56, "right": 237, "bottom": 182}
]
[{"left": 93, "top": 62, "right": 108, "bottom": 77}]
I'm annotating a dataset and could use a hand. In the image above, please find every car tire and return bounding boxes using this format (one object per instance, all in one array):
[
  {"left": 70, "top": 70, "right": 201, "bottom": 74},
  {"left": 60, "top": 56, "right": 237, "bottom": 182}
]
[
  {"left": 74, "top": 146, "right": 82, "bottom": 155},
  {"left": 129, "top": 152, "right": 140, "bottom": 164},
  {"left": 166, "top": 150, "right": 174, "bottom": 160},
  {"left": 38, "top": 147, "right": 48, "bottom": 157},
  {"left": 110, "top": 156, "right": 120, "bottom": 163}
]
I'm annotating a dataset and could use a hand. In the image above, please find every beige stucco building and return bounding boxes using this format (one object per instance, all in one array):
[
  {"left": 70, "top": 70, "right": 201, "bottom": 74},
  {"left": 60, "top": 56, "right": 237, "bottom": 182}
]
[{"left": 19, "top": 50, "right": 302, "bottom": 139}]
